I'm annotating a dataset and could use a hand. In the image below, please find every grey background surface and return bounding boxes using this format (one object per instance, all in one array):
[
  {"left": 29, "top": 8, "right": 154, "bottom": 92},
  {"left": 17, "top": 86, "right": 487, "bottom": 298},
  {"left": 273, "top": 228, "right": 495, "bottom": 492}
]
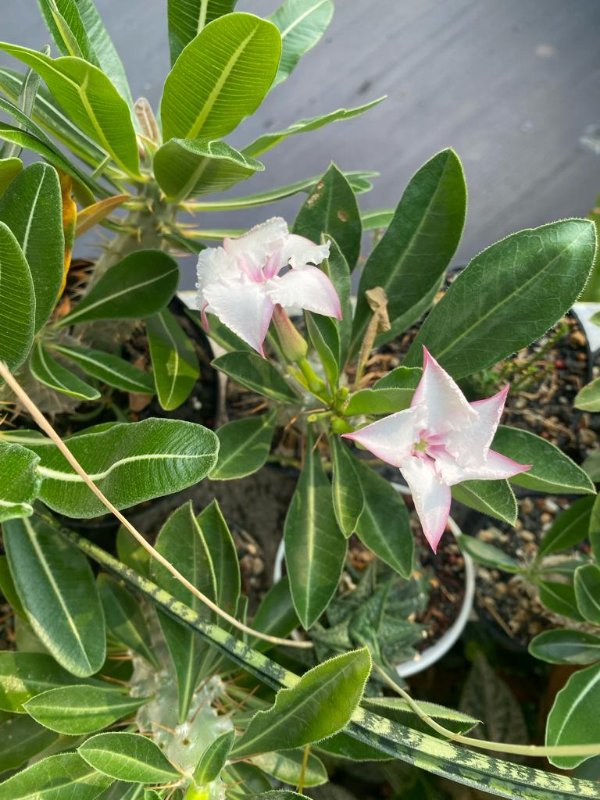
[{"left": 2, "top": 0, "right": 600, "bottom": 277}]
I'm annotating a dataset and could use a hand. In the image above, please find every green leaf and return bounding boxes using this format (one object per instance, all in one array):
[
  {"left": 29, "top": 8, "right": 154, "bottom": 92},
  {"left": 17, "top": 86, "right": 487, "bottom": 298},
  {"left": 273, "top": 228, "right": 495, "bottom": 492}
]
[
  {"left": 361, "top": 208, "right": 394, "bottom": 231},
  {"left": 59, "top": 251, "right": 179, "bottom": 326},
  {"left": 160, "top": 13, "right": 281, "bottom": 142},
  {"left": 197, "top": 499, "right": 241, "bottom": 618},
  {"left": 154, "top": 138, "right": 263, "bottom": 201},
  {"left": 0, "top": 44, "right": 139, "bottom": 175},
  {"left": 3, "top": 516, "right": 106, "bottom": 676},
  {"left": 79, "top": 732, "right": 180, "bottom": 783},
  {"left": 353, "top": 459, "right": 413, "bottom": 577},
  {"left": 0, "top": 156, "right": 22, "bottom": 195},
  {"left": 52, "top": 344, "right": 154, "bottom": 395},
  {"left": 373, "top": 365, "right": 422, "bottom": 391},
  {"left": 294, "top": 163, "right": 361, "bottom": 269},
  {"left": 0, "top": 752, "right": 112, "bottom": 799},
  {"left": 0, "top": 221, "right": 35, "bottom": 370},
  {"left": 213, "top": 351, "right": 299, "bottom": 403},
  {"left": 575, "top": 377, "right": 600, "bottom": 412},
  {"left": 330, "top": 437, "right": 363, "bottom": 537},
  {"left": 0, "top": 714, "right": 58, "bottom": 773},
  {"left": 36, "top": 0, "right": 134, "bottom": 107},
  {"left": 305, "top": 312, "right": 340, "bottom": 389},
  {"left": 284, "top": 438, "right": 347, "bottom": 628},
  {"left": 546, "top": 662, "right": 600, "bottom": 768},
  {"left": 270, "top": 0, "right": 333, "bottom": 86},
  {"left": 167, "top": 0, "right": 238, "bottom": 64},
  {"left": 538, "top": 581, "right": 583, "bottom": 620},
  {"left": 249, "top": 576, "right": 299, "bottom": 652},
  {"left": 529, "top": 629, "right": 600, "bottom": 665},
  {"left": 97, "top": 574, "right": 158, "bottom": 666},
  {"left": 231, "top": 648, "right": 371, "bottom": 758},
  {"left": 457, "top": 535, "right": 520, "bottom": 573},
  {"left": 24, "top": 684, "right": 149, "bottom": 735},
  {"left": 151, "top": 502, "right": 216, "bottom": 721},
  {"left": 243, "top": 99, "right": 383, "bottom": 159},
  {"left": 0, "top": 652, "right": 77, "bottom": 713},
  {"left": 0, "top": 553, "right": 26, "bottom": 616},
  {"left": 116, "top": 527, "right": 150, "bottom": 577},
  {"left": 250, "top": 749, "right": 327, "bottom": 787},
  {"left": 574, "top": 564, "right": 600, "bottom": 624},
  {"left": 193, "top": 729, "right": 235, "bottom": 784},
  {"left": 351, "top": 149, "right": 466, "bottom": 354},
  {"left": 32, "top": 418, "right": 218, "bottom": 518},
  {"left": 364, "top": 696, "right": 479, "bottom": 736},
  {"left": 452, "top": 480, "right": 517, "bottom": 525},
  {"left": 345, "top": 388, "right": 412, "bottom": 416},
  {"left": 146, "top": 309, "right": 199, "bottom": 411},
  {"left": 323, "top": 237, "right": 352, "bottom": 364},
  {"left": 538, "top": 497, "right": 595, "bottom": 557},
  {"left": 0, "top": 163, "right": 64, "bottom": 332},
  {"left": 0, "top": 441, "right": 41, "bottom": 522},
  {"left": 30, "top": 342, "right": 101, "bottom": 401},
  {"left": 405, "top": 219, "right": 597, "bottom": 377},
  {"left": 492, "top": 426, "right": 595, "bottom": 495},
  {"left": 210, "top": 412, "right": 276, "bottom": 480}
]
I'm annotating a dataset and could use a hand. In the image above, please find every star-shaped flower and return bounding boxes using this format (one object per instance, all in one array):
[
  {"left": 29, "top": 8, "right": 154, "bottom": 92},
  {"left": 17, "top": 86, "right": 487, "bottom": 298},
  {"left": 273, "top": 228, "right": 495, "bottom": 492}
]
[
  {"left": 196, "top": 217, "right": 341, "bottom": 355},
  {"left": 343, "top": 347, "right": 530, "bottom": 551}
]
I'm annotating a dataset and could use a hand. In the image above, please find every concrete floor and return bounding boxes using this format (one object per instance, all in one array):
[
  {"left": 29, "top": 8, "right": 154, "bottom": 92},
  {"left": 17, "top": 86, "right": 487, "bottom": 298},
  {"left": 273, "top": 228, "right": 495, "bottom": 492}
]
[{"left": 2, "top": 0, "right": 600, "bottom": 277}]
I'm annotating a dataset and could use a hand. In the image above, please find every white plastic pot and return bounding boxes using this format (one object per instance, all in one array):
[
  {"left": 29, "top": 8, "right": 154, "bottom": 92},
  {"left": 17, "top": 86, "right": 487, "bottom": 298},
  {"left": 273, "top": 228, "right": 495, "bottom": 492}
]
[{"left": 273, "top": 480, "right": 475, "bottom": 678}]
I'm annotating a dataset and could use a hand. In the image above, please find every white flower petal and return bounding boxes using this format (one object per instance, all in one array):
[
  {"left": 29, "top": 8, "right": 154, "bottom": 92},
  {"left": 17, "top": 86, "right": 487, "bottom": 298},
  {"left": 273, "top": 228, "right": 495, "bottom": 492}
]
[
  {"left": 204, "top": 279, "right": 274, "bottom": 355},
  {"left": 434, "top": 446, "right": 529, "bottom": 484},
  {"left": 400, "top": 455, "right": 452, "bottom": 553},
  {"left": 412, "top": 347, "right": 476, "bottom": 434},
  {"left": 281, "top": 233, "right": 330, "bottom": 268},
  {"left": 342, "top": 406, "right": 424, "bottom": 468},
  {"left": 196, "top": 247, "right": 239, "bottom": 302},
  {"left": 269, "top": 266, "right": 342, "bottom": 318},
  {"left": 223, "top": 217, "right": 288, "bottom": 269}
]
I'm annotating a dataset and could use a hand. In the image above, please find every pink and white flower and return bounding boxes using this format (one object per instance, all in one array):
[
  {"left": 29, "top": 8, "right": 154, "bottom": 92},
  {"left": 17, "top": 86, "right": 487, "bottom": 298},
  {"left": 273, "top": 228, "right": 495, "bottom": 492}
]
[
  {"left": 343, "top": 347, "right": 530, "bottom": 552},
  {"left": 196, "top": 217, "right": 341, "bottom": 355}
]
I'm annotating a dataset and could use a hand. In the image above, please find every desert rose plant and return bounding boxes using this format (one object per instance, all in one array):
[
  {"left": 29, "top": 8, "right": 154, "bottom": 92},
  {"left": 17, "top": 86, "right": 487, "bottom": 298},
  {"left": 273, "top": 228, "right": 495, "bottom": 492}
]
[{"left": 0, "top": 1, "right": 600, "bottom": 799}]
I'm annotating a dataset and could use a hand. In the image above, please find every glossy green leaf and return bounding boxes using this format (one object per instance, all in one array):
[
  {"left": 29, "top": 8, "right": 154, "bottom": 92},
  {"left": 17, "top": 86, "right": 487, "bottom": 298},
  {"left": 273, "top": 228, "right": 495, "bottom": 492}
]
[
  {"left": 452, "top": 479, "right": 517, "bottom": 525},
  {"left": 0, "top": 156, "right": 22, "bottom": 194},
  {"left": 151, "top": 502, "right": 216, "bottom": 721},
  {"left": 305, "top": 312, "right": 340, "bottom": 389},
  {"left": 529, "top": 629, "right": 600, "bottom": 665},
  {"left": 213, "top": 351, "right": 299, "bottom": 403},
  {"left": 405, "top": 219, "right": 597, "bottom": 377},
  {"left": 546, "top": 662, "right": 600, "bottom": 768},
  {"left": 0, "top": 43, "right": 139, "bottom": 175},
  {"left": 344, "top": 387, "right": 412, "bottom": 416},
  {"left": 79, "top": 732, "right": 180, "bottom": 783},
  {"left": 249, "top": 576, "right": 299, "bottom": 651},
  {"left": 231, "top": 648, "right": 371, "bottom": 758},
  {"left": 457, "top": 535, "right": 520, "bottom": 573},
  {"left": 243, "top": 99, "right": 383, "bottom": 159},
  {"left": 250, "top": 749, "right": 327, "bottom": 787},
  {"left": 97, "top": 574, "right": 157, "bottom": 666},
  {"left": 323, "top": 237, "right": 352, "bottom": 364},
  {"left": 161, "top": 13, "right": 281, "bottom": 141},
  {"left": 52, "top": 344, "right": 154, "bottom": 394},
  {"left": 361, "top": 208, "right": 394, "bottom": 230},
  {"left": 294, "top": 163, "right": 361, "bottom": 269},
  {"left": 574, "top": 564, "right": 600, "bottom": 624},
  {"left": 197, "top": 499, "right": 241, "bottom": 618},
  {"left": 0, "top": 221, "right": 34, "bottom": 370},
  {"left": 24, "top": 684, "right": 149, "bottom": 735},
  {"left": 0, "top": 714, "right": 58, "bottom": 773},
  {"left": 37, "top": 0, "right": 134, "bottom": 106},
  {"left": 373, "top": 366, "right": 422, "bottom": 391},
  {"left": 351, "top": 149, "right": 466, "bottom": 353},
  {"left": 270, "top": 0, "right": 333, "bottom": 86},
  {"left": 146, "top": 309, "right": 199, "bottom": 411},
  {"left": 575, "top": 377, "right": 600, "bottom": 412},
  {"left": 0, "top": 163, "right": 64, "bottom": 331},
  {"left": 0, "top": 652, "right": 76, "bottom": 713},
  {"left": 193, "top": 729, "right": 235, "bottom": 784},
  {"left": 330, "top": 436, "right": 363, "bottom": 537},
  {"left": 0, "top": 752, "right": 112, "bottom": 799},
  {"left": 538, "top": 497, "right": 595, "bottom": 557},
  {"left": 30, "top": 342, "right": 101, "bottom": 401},
  {"left": 154, "top": 137, "right": 263, "bottom": 201},
  {"left": 210, "top": 412, "right": 276, "bottom": 480},
  {"left": 59, "top": 251, "right": 179, "bottom": 326},
  {"left": 538, "top": 581, "right": 583, "bottom": 620},
  {"left": 493, "top": 426, "right": 595, "bottom": 495},
  {"left": 31, "top": 418, "right": 218, "bottom": 518},
  {"left": 284, "top": 438, "right": 347, "bottom": 628},
  {"left": 352, "top": 459, "right": 413, "bottom": 577},
  {"left": 3, "top": 516, "right": 106, "bottom": 676},
  {"left": 0, "top": 441, "right": 41, "bottom": 522},
  {"left": 167, "top": 0, "right": 238, "bottom": 64}
]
